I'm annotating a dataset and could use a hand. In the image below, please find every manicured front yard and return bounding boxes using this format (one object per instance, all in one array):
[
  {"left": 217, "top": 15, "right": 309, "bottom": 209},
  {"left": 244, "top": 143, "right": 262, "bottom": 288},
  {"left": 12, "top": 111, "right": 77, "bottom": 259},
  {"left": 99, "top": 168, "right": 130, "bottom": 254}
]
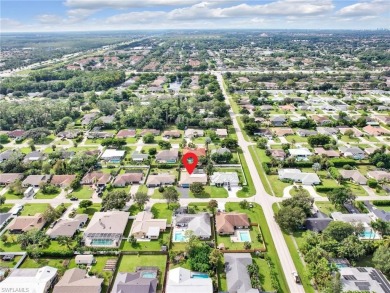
[
  {"left": 249, "top": 146, "right": 273, "bottom": 195},
  {"left": 316, "top": 201, "right": 347, "bottom": 216},
  {"left": 267, "top": 175, "right": 291, "bottom": 197},
  {"left": 189, "top": 186, "right": 228, "bottom": 198},
  {"left": 76, "top": 203, "right": 101, "bottom": 217},
  {"left": 0, "top": 204, "right": 14, "bottom": 213},
  {"left": 117, "top": 255, "right": 167, "bottom": 290},
  {"left": 34, "top": 190, "right": 60, "bottom": 199},
  {"left": 70, "top": 186, "right": 94, "bottom": 199},
  {"left": 236, "top": 150, "right": 256, "bottom": 198},
  {"left": 20, "top": 203, "right": 50, "bottom": 216}
]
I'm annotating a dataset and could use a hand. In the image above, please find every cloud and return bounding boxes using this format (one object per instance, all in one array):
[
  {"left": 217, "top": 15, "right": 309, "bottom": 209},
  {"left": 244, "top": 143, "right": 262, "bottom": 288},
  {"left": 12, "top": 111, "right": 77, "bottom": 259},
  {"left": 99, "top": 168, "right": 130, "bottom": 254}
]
[
  {"left": 65, "top": 0, "right": 202, "bottom": 9},
  {"left": 36, "top": 14, "right": 63, "bottom": 24},
  {"left": 336, "top": 0, "right": 389, "bottom": 16},
  {"left": 105, "top": 11, "right": 166, "bottom": 24}
]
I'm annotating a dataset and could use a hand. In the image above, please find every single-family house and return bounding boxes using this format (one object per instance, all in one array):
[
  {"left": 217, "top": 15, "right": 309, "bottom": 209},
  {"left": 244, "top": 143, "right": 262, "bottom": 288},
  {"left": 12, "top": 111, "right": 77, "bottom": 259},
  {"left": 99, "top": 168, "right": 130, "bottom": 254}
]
[
  {"left": 304, "top": 211, "right": 332, "bottom": 233},
  {"left": 75, "top": 255, "right": 95, "bottom": 265},
  {"left": 0, "top": 150, "right": 14, "bottom": 163},
  {"left": 155, "top": 149, "right": 179, "bottom": 163},
  {"left": 317, "top": 127, "right": 339, "bottom": 136},
  {"left": 112, "top": 269, "right": 158, "bottom": 293},
  {"left": 23, "top": 151, "right": 44, "bottom": 163},
  {"left": 339, "top": 147, "right": 366, "bottom": 160},
  {"left": 314, "top": 147, "right": 340, "bottom": 158},
  {"left": 116, "top": 129, "right": 136, "bottom": 138},
  {"left": 146, "top": 174, "right": 175, "bottom": 187},
  {"left": 113, "top": 173, "right": 143, "bottom": 187},
  {"left": 162, "top": 130, "right": 181, "bottom": 138},
  {"left": 184, "top": 129, "right": 204, "bottom": 138},
  {"left": 216, "top": 213, "right": 250, "bottom": 235},
  {"left": 339, "top": 127, "right": 363, "bottom": 137},
  {"left": 312, "top": 115, "right": 331, "bottom": 125},
  {"left": 253, "top": 128, "right": 273, "bottom": 138},
  {"left": 0, "top": 266, "right": 57, "bottom": 293},
  {"left": 270, "top": 116, "right": 286, "bottom": 127},
  {"left": 81, "top": 172, "right": 111, "bottom": 186},
  {"left": 0, "top": 173, "right": 23, "bottom": 186},
  {"left": 130, "top": 211, "right": 167, "bottom": 240},
  {"left": 53, "top": 268, "right": 103, "bottom": 293},
  {"left": 270, "top": 149, "right": 286, "bottom": 160},
  {"left": 57, "top": 130, "right": 81, "bottom": 139},
  {"left": 140, "top": 129, "right": 160, "bottom": 136},
  {"left": 0, "top": 213, "right": 12, "bottom": 230},
  {"left": 175, "top": 213, "right": 211, "bottom": 239},
  {"left": 215, "top": 129, "right": 228, "bottom": 138},
  {"left": 210, "top": 172, "right": 240, "bottom": 187},
  {"left": 83, "top": 211, "right": 130, "bottom": 247},
  {"left": 131, "top": 151, "right": 149, "bottom": 162},
  {"left": 82, "top": 113, "right": 98, "bottom": 125},
  {"left": 8, "top": 213, "right": 46, "bottom": 234},
  {"left": 272, "top": 127, "right": 294, "bottom": 137},
  {"left": 280, "top": 104, "right": 295, "bottom": 111},
  {"left": 50, "top": 175, "right": 76, "bottom": 188},
  {"left": 183, "top": 147, "right": 206, "bottom": 158},
  {"left": 278, "top": 169, "right": 321, "bottom": 185},
  {"left": 99, "top": 115, "right": 115, "bottom": 124},
  {"left": 179, "top": 171, "right": 207, "bottom": 188},
  {"left": 363, "top": 125, "right": 390, "bottom": 136},
  {"left": 46, "top": 214, "right": 88, "bottom": 239},
  {"left": 166, "top": 267, "right": 212, "bottom": 293},
  {"left": 331, "top": 212, "right": 379, "bottom": 239},
  {"left": 296, "top": 129, "right": 317, "bottom": 137},
  {"left": 288, "top": 148, "right": 312, "bottom": 161},
  {"left": 87, "top": 131, "right": 113, "bottom": 139},
  {"left": 339, "top": 267, "right": 390, "bottom": 293},
  {"left": 101, "top": 149, "right": 125, "bottom": 162},
  {"left": 224, "top": 253, "right": 259, "bottom": 293},
  {"left": 340, "top": 170, "right": 367, "bottom": 185},
  {"left": 22, "top": 174, "right": 51, "bottom": 188},
  {"left": 367, "top": 171, "right": 390, "bottom": 182},
  {"left": 7, "top": 129, "right": 25, "bottom": 139}
]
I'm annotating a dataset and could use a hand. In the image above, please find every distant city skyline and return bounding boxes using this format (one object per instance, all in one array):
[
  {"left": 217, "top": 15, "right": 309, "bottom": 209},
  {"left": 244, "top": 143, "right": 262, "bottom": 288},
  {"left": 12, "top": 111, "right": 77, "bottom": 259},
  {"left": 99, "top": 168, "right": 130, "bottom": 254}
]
[{"left": 1, "top": 0, "right": 389, "bottom": 32}]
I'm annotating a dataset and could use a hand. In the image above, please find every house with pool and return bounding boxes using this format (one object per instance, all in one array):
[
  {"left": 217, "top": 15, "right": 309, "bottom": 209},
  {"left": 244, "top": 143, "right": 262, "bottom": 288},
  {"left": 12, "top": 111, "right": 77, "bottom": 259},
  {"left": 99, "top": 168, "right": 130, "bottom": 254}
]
[
  {"left": 331, "top": 212, "right": 381, "bottom": 240},
  {"left": 216, "top": 212, "right": 251, "bottom": 242},
  {"left": 111, "top": 267, "right": 158, "bottom": 293},
  {"left": 173, "top": 213, "right": 211, "bottom": 241},
  {"left": 166, "top": 267, "right": 213, "bottom": 293},
  {"left": 83, "top": 211, "right": 130, "bottom": 247}
]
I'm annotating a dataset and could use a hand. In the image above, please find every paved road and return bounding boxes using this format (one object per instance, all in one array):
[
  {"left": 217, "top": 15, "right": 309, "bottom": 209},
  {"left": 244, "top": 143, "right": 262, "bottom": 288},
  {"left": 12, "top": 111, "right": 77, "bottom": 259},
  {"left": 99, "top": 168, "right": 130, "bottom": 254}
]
[{"left": 215, "top": 72, "right": 305, "bottom": 293}]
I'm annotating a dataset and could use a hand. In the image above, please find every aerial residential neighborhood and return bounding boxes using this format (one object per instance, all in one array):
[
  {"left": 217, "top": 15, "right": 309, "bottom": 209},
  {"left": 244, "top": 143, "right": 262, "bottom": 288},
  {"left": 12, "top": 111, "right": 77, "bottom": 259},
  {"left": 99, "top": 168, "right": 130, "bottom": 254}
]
[{"left": 0, "top": 1, "right": 389, "bottom": 293}]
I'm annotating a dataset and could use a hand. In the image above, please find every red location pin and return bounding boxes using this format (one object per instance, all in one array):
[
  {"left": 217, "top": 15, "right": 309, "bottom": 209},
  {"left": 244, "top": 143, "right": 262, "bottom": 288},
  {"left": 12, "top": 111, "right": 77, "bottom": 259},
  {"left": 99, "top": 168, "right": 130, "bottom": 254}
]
[{"left": 182, "top": 152, "right": 198, "bottom": 175}]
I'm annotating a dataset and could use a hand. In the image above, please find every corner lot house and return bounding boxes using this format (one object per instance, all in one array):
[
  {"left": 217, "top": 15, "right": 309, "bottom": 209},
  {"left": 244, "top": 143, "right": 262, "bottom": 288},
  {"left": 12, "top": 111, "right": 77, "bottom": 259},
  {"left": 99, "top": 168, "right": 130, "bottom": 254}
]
[
  {"left": 278, "top": 169, "right": 320, "bottom": 185},
  {"left": 216, "top": 213, "right": 250, "bottom": 235},
  {"left": 101, "top": 149, "right": 125, "bottom": 162},
  {"left": 83, "top": 211, "right": 130, "bottom": 247},
  {"left": 340, "top": 170, "right": 367, "bottom": 185},
  {"left": 0, "top": 173, "right": 23, "bottom": 186},
  {"left": 81, "top": 172, "right": 111, "bottom": 186},
  {"left": 46, "top": 214, "right": 88, "bottom": 239},
  {"left": 8, "top": 213, "right": 46, "bottom": 233},
  {"left": 113, "top": 173, "right": 143, "bottom": 187},
  {"left": 166, "top": 267, "right": 213, "bottom": 293},
  {"left": 210, "top": 172, "right": 240, "bottom": 187},
  {"left": 367, "top": 171, "right": 390, "bottom": 181},
  {"left": 0, "top": 266, "right": 57, "bottom": 293},
  {"left": 179, "top": 171, "right": 207, "bottom": 188},
  {"left": 289, "top": 148, "right": 312, "bottom": 161},
  {"left": 22, "top": 174, "right": 51, "bottom": 188},
  {"left": 216, "top": 128, "right": 228, "bottom": 137},
  {"left": 224, "top": 253, "right": 259, "bottom": 293},
  {"left": 155, "top": 149, "right": 179, "bottom": 163},
  {"left": 339, "top": 267, "right": 390, "bottom": 293},
  {"left": 112, "top": 269, "right": 158, "bottom": 293},
  {"left": 146, "top": 174, "right": 175, "bottom": 187},
  {"left": 130, "top": 211, "right": 167, "bottom": 240},
  {"left": 53, "top": 268, "right": 103, "bottom": 293},
  {"left": 175, "top": 213, "right": 211, "bottom": 239}
]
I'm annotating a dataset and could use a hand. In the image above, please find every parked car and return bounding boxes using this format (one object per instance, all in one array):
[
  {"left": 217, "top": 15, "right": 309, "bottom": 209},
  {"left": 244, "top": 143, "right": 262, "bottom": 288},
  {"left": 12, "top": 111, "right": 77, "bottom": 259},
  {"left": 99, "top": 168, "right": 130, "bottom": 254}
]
[
  {"left": 292, "top": 271, "right": 300, "bottom": 283},
  {"left": 70, "top": 197, "right": 78, "bottom": 201}
]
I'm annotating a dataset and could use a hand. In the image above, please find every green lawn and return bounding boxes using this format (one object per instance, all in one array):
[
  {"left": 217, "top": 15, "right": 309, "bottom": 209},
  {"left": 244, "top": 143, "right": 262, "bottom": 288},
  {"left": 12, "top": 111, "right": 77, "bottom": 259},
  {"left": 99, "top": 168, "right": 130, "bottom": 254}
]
[
  {"left": 249, "top": 146, "right": 274, "bottom": 196},
  {"left": 217, "top": 255, "right": 228, "bottom": 292},
  {"left": 121, "top": 229, "right": 171, "bottom": 251},
  {"left": 88, "top": 256, "right": 117, "bottom": 292},
  {"left": 34, "top": 190, "right": 60, "bottom": 199},
  {"left": 151, "top": 203, "right": 174, "bottom": 224},
  {"left": 268, "top": 175, "right": 291, "bottom": 197},
  {"left": 0, "top": 204, "right": 13, "bottom": 213},
  {"left": 0, "top": 255, "right": 22, "bottom": 268},
  {"left": 252, "top": 254, "right": 276, "bottom": 292},
  {"left": 70, "top": 186, "right": 94, "bottom": 199},
  {"left": 340, "top": 135, "right": 360, "bottom": 143},
  {"left": 316, "top": 201, "right": 347, "bottom": 216},
  {"left": 342, "top": 182, "right": 368, "bottom": 196},
  {"left": 2, "top": 191, "right": 23, "bottom": 200},
  {"left": 76, "top": 203, "right": 101, "bottom": 217},
  {"left": 138, "top": 185, "right": 148, "bottom": 193},
  {"left": 21, "top": 203, "right": 50, "bottom": 216},
  {"left": 285, "top": 135, "right": 308, "bottom": 143},
  {"left": 20, "top": 257, "right": 76, "bottom": 276},
  {"left": 290, "top": 187, "right": 310, "bottom": 197},
  {"left": 372, "top": 203, "right": 390, "bottom": 212},
  {"left": 189, "top": 186, "right": 228, "bottom": 198},
  {"left": 236, "top": 150, "right": 256, "bottom": 198},
  {"left": 216, "top": 225, "right": 265, "bottom": 250},
  {"left": 225, "top": 203, "right": 288, "bottom": 293},
  {"left": 117, "top": 255, "right": 167, "bottom": 290}
]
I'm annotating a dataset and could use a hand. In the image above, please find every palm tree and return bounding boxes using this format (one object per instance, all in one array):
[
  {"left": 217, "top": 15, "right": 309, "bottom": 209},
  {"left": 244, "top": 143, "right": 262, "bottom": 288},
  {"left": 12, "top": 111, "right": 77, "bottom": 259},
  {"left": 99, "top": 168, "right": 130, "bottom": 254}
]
[{"left": 371, "top": 219, "right": 389, "bottom": 237}]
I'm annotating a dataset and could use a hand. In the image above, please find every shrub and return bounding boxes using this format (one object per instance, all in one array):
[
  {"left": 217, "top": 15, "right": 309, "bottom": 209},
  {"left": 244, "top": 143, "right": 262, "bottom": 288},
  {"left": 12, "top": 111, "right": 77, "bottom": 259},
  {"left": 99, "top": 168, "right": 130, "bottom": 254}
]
[
  {"left": 367, "top": 179, "right": 378, "bottom": 188},
  {"left": 372, "top": 200, "right": 390, "bottom": 206},
  {"left": 315, "top": 186, "right": 344, "bottom": 193}
]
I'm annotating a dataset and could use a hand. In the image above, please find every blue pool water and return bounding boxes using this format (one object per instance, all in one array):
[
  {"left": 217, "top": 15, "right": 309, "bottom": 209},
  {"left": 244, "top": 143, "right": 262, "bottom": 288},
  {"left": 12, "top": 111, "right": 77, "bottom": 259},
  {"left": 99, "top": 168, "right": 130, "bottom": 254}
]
[
  {"left": 360, "top": 231, "right": 376, "bottom": 238},
  {"left": 110, "top": 159, "right": 121, "bottom": 163},
  {"left": 239, "top": 231, "right": 251, "bottom": 242},
  {"left": 192, "top": 273, "right": 209, "bottom": 279},
  {"left": 91, "top": 239, "right": 113, "bottom": 246},
  {"left": 174, "top": 232, "right": 186, "bottom": 242},
  {"left": 336, "top": 264, "right": 348, "bottom": 268},
  {"left": 142, "top": 272, "right": 157, "bottom": 278}
]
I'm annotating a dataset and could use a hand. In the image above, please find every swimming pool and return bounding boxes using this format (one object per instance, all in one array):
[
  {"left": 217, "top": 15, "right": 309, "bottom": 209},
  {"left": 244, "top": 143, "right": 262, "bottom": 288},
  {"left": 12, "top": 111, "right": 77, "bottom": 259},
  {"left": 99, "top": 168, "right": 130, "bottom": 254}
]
[
  {"left": 191, "top": 273, "right": 209, "bottom": 279},
  {"left": 174, "top": 231, "right": 186, "bottom": 242},
  {"left": 360, "top": 231, "right": 377, "bottom": 239},
  {"left": 142, "top": 272, "right": 157, "bottom": 279},
  {"left": 91, "top": 239, "right": 114, "bottom": 246},
  {"left": 238, "top": 230, "right": 251, "bottom": 242}
]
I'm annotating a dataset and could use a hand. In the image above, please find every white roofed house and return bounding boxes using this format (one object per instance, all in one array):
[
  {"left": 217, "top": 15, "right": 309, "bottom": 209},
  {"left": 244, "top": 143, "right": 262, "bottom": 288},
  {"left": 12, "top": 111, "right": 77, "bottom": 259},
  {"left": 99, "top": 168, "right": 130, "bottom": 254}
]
[
  {"left": 331, "top": 212, "right": 380, "bottom": 240},
  {"left": 278, "top": 169, "right": 321, "bottom": 185},
  {"left": 174, "top": 213, "right": 211, "bottom": 240},
  {"left": 210, "top": 172, "right": 240, "bottom": 187},
  {"left": 288, "top": 148, "right": 312, "bottom": 161},
  {"left": 101, "top": 149, "right": 125, "bottom": 163},
  {"left": 339, "top": 147, "right": 366, "bottom": 160},
  {"left": 166, "top": 267, "right": 213, "bottom": 293},
  {"left": 83, "top": 211, "right": 130, "bottom": 247},
  {"left": 129, "top": 211, "right": 167, "bottom": 240},
  {"left": 155, "top": 149, "right": 179, "bottom": 163},
  {"left": 184, "top": 129, "right": 204, "bottom": 138},
  {"left": 367, "top": 171, "right": 390, "bottom": 182},
  {"left": 178, "top": 171, "right": 207, "bottom": 188},
  {"left": 0, "top": 266, "right": 57, "bottom": 293}
]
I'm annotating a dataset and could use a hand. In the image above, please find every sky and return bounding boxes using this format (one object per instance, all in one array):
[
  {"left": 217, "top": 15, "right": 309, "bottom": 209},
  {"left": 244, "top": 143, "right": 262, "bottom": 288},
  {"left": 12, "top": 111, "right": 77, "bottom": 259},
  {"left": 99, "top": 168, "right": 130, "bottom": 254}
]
[{"left": 1, "top": 0, "right": 389, "bottom": 32}]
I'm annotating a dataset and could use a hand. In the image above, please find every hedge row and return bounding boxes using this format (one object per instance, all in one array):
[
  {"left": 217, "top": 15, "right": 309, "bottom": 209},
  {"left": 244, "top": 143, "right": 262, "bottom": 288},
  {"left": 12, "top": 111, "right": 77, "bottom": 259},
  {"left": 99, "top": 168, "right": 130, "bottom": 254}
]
[
  {"left": 328, "top": 167, "right": 340, "bottom": 178},
  {"left": 329, "top": 158, "right": 356, "bottom": 167},
  {"left": 315, "top": 186, "right": 344, "bottom": 193},
  {"left": 372, "top": 200, "right": 390, "bottom": 206}
]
